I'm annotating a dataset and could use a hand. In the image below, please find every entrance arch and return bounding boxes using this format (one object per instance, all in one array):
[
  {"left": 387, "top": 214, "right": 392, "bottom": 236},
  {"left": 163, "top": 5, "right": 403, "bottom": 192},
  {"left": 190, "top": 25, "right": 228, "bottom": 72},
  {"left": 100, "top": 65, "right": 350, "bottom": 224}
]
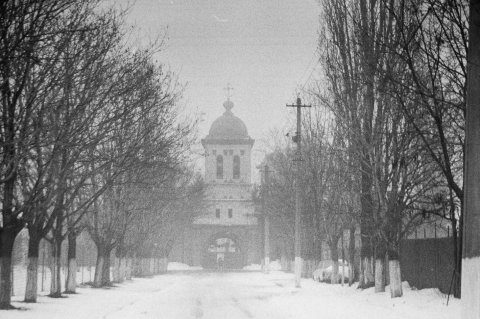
[{"left": 202, "top": 232, "right": 245, "bottom": 269}]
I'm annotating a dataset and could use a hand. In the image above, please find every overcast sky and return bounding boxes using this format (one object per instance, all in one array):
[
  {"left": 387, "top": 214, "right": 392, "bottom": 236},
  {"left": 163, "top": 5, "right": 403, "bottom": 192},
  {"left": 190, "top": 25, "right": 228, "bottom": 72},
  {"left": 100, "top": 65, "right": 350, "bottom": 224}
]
[{"left": 117, "top": 0, "right": 320, "bottom": 174}]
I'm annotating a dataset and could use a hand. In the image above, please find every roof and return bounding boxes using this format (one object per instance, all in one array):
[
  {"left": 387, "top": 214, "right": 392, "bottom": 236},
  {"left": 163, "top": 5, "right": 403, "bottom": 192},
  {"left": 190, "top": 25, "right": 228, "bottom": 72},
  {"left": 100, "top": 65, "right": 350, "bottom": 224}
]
[{"left": 203, "top": 99, "right": 254, "bottom": 146}]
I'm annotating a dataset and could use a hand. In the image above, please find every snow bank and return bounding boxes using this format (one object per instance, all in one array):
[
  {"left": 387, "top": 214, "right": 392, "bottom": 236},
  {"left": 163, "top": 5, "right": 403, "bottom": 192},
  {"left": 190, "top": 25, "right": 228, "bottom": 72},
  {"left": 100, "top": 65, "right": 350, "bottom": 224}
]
[
  {"left": 242, "top": 260, "right": 282, "bottom": 271},
  {"left": 302, "top": 278, "right": 459, "bottom": 319},
  {"left": 167, "top": 262, "right": 202, "bottom": 271},
  {"left": 269, "top": 260, "right": 282, "bottom": 271},
  {"left": 243, "top": 264, "right": 262, "bottom": 271}
]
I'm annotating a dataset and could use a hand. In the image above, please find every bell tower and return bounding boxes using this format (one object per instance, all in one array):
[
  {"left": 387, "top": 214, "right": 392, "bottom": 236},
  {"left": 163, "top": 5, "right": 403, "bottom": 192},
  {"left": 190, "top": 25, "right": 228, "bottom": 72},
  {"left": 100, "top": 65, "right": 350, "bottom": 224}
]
[
  {"left": 169, "top": 88, "right": 262, "bottom": 269},
  {"left": 202, "top": 98, "right": 254, "bottom": 185}
]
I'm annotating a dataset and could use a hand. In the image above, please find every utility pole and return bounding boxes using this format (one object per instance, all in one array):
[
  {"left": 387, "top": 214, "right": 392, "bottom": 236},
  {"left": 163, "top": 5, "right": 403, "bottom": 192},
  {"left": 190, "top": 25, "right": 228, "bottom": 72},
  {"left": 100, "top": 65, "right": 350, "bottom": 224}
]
[
  {"left": 462, "top": 0, "right": 480, "bottom": 317},
  {"left": 287, "top": 97, "right": 311, "bottom": 288},
  {"left": 261, "top": 164, "right": 271, "bottom": 274}
]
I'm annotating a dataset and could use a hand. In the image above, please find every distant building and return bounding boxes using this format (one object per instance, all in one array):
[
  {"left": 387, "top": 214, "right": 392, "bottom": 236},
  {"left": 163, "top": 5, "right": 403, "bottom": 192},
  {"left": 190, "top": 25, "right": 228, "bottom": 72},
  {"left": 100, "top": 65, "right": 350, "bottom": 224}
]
[{"left": 169, "top": 98, "right": 262, "bottom": 269}]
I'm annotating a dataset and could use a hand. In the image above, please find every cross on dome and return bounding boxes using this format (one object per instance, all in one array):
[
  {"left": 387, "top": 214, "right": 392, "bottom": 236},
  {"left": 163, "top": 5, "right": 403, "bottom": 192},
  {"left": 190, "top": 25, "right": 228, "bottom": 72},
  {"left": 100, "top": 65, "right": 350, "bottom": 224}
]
[
  {"left": 224, "top": 83, "right": 234, "bottom": 99},
  {"left": 223, "top": 83, "right": 234, "bottom": 111}
]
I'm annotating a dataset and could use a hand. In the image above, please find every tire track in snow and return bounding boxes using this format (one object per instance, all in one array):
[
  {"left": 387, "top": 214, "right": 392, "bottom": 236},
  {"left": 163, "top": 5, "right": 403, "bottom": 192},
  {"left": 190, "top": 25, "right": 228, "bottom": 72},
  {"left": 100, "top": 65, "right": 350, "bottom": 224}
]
[
  {"left": 192, "top": 297, "right": 203, "bottom": 318},
  {"left": 231, "top": 296, "right": 254, "bottom": 318},
  {"left": 101, "top": 286, "right": 166, "bottom": 318}
]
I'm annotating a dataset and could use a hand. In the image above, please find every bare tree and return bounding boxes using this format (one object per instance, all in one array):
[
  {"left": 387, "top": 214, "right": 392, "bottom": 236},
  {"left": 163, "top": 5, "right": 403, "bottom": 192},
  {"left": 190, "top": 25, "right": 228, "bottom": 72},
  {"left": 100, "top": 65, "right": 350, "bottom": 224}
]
[
  {"left": 388, "top": 0, "right": 467, "bottom": 297},
  {"left": 0, "top": 0, "right": 102, "bottom": 308},
  {"left": 85, "top": 48, "right": 196, "bottom": 287}
]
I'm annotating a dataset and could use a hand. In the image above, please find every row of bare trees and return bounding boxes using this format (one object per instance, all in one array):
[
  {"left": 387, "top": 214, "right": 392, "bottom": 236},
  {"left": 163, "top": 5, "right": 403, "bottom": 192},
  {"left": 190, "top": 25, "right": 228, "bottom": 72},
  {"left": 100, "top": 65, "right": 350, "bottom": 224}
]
[
  {"left": 262, "top": 0, "right": 467, "bottom": 299},
  {"left": 0, "top": 0, "right": 203, "bottom": 309}
]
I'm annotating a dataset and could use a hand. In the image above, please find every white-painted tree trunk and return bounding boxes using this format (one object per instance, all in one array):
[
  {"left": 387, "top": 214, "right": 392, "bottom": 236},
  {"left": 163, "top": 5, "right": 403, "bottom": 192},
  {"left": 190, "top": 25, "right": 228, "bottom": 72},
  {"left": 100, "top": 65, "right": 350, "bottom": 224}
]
[
  {"left": 24, "top": 257, "right": 38, "bottom": 302},
  {"left": 65, "top": 258, "right": 77, "bottom": 293},
  {"left": 462, "top": 257, "right": 480, "bottom": 318},
  {"left": 294, "top": 257, "right": 302, "bottom": 288},
  {"left": 388, "top": 259, "right": 402, "bottom": 298},
  {"left": 375, "top": 258, "right": 385, "bottom": 292},
  {"left": 309, "top": 260, "right": 316, "bottom": 278},
  {"left": 341, "top": 263, "right": 345, "bottom": 286},
  {"left": 280, "top": 255, "right": 288, "bottom": 271},
  {"left": 264, "top": 257, "right": 270, "bottom": 274}
]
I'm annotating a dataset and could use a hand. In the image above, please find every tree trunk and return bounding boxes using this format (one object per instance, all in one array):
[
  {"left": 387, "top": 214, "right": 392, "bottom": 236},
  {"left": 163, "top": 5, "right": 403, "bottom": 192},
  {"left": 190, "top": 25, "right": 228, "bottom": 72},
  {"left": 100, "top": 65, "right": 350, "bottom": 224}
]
[
  {"left": 141, "top": 258, "right": 148, "bottom": 276},
  {"left": 125, "top": 257, "right": 132, "bottom": 280},
  {"left": 113, "top": 245, "right": 125, "bottom": 283},
  {"left": 360, "top": 256, "right": 375, "bottom": 288},
  {"left": 25, "top": 232, "right": 41, "bottom": 302},
  {"left": 330, "top": 242, "right": 339, "bottom": 284},
  {"left": 93, "top": 247, "right": 104, "bottom": 288},
  {"left": 280, "top": 254, "right": 288, "bottom": 271},
  {"left": 49, "top": 239, "right": 63, "bottom": 297},
  {"left": 455, "top": 207, "right": 463, "bottom": 298},
  {"left": 375, "top": 243, "right": 386, "bottom": 293},
  {"left": 147, "top": 258, "right": 152, "bottom": 275},
  {"left": 133, "top": 256, "right": 140, "bottom": 277},
  {"left": 142, "top": 258, "right": 149, "bottom": 276},
  {"left": 388, "top": 258, "right": 402, "bottom": 298},
  {"left": 359, "top": 207, "right": 374, "bottom": 288},
  {"left": 154, "top": 258, "right": 159, "bottom": 274},
  {"left": 348, "top": 226, "right": 356, "bottom": 286},
  {"left": 159, "top": 257, "right": 168, "bottom": 273},
  {"left": 101, "top": 250, "right": 111, "bottom": 286},
  {"left": 0, "top": 228, "right": 17, "bottom": 309},
  {"left": 358, "top": 0, "right": 376, "bottom": 290},
  {"left": 65, "top": 233, "right": 77, "bottom": 293},
  {"left": 375, "top": 258, "right": 385, "bottom": 293},
  {"left": 112, "top": 256, "right": 121, "bottom": 283},
  {"left": 120, "top": 257, "right": 126, "bottom": 281}
]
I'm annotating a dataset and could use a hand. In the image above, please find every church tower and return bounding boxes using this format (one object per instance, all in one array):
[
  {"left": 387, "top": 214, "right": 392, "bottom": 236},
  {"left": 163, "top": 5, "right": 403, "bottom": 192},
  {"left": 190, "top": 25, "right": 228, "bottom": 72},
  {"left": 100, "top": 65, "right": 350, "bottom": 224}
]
[
  {"left": 169, "top": 94, "right": 261, "bottom": 269},
  {"left": 198, "top": 98, "right": 255, "bottom": 224}
]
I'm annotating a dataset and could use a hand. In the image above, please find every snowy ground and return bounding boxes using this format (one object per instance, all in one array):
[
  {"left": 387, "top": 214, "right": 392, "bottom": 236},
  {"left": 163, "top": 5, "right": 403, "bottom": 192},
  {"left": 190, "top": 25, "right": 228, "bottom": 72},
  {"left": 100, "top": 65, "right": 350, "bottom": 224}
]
[{"left": 4, "top": 268, "right": 460, "bottom": 319}]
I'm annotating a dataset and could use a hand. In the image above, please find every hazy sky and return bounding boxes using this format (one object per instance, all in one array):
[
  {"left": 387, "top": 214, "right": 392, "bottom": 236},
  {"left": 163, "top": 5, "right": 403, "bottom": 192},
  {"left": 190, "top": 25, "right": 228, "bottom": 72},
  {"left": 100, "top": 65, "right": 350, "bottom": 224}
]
[{"left": 119, "top": 0, "right": 320, "bottom": 172}]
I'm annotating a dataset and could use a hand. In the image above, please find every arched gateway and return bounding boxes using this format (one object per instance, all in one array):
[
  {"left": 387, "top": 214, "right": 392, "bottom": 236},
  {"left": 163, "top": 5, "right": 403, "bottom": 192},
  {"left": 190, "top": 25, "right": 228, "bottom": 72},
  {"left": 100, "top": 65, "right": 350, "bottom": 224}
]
[
  {"left": 203, "top": 232, "right": 244, "bottom": 269},
  {"left": 169, "top": 95, "right": 262, "bottom": 269}
]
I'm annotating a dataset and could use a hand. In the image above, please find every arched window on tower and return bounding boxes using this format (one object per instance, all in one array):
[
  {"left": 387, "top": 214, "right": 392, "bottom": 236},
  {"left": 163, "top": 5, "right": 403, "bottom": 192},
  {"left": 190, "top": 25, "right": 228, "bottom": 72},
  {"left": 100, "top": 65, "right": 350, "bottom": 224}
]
[
  {"left": 216, "top": 155, "right": 224, "bottom": 179},
  {"left": 233, "top": 155, "right": 240, "bottom": 179}
]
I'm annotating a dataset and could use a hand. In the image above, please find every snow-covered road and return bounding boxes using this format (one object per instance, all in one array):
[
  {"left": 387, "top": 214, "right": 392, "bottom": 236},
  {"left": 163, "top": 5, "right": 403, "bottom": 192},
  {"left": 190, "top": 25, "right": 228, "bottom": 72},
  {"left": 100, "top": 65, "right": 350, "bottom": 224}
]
[{"left": 4, "top": 270, "right": 460, "bottom": 319}]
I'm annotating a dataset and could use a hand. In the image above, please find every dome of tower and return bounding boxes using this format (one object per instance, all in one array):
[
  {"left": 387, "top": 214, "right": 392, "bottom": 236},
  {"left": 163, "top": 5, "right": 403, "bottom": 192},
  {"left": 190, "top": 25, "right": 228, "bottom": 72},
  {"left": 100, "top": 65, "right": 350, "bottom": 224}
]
[{"left": 206, "top": 99, "right": 249, "bottom": 140}]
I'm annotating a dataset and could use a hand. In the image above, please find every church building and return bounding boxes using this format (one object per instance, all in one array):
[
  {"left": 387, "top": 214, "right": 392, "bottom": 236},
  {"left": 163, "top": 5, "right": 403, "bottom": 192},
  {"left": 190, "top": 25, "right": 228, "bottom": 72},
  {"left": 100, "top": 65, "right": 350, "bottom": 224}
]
[{"left": 169, "top": 97, "right": 262, "bottom": 269}]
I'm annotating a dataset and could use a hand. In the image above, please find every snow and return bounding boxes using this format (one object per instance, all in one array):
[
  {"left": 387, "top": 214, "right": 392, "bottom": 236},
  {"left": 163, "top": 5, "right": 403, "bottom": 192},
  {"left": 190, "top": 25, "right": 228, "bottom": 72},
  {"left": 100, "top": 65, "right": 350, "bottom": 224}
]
[
  {"left": 11, "top": 265, "right": 79, "bottom": 296},
  {"left": 269, "top": 260, "right": 282, "bottom": 271},
  {"left": 242, "top": 260, "right": 283, "bottom": 271},
  {"left": 243, "top": 263, "right": 262, "bottom": 271},
  {"left": 313, "top": 265, "right": 350, "bottom": 282},
  {"left": 2, "top": 270, "right": 460, "bottom": 319},
  {"left": 167, "top": 262, "right": 203, "bottom": 271}
]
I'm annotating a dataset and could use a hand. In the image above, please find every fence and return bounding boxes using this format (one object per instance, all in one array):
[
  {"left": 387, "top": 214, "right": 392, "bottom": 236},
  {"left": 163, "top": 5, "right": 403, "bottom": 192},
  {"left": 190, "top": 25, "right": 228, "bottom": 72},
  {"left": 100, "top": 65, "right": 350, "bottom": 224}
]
[{"left": 400, "top": 237, "right": 456, "bottom": 294}]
